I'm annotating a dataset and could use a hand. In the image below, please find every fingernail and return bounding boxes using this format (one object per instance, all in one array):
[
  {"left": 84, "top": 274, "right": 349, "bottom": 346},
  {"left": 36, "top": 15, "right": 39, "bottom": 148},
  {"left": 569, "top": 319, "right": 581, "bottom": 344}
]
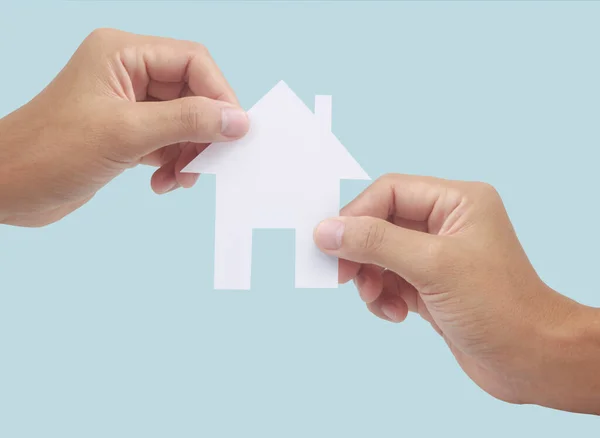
[
  {"left": 157, "top": 181, "right": 179, "bottom": 194},
  {"left": 221, "top": 107, "right": 249, "bottom": 138},
  {"left": 315, "top": 219, "right": 345, "bottom": 250},
  {"left": 166, "top": 182, "right": 180, "bottom": 193},
  {"left": 381, "top": 303, "right": 399, "bottom": 322}
]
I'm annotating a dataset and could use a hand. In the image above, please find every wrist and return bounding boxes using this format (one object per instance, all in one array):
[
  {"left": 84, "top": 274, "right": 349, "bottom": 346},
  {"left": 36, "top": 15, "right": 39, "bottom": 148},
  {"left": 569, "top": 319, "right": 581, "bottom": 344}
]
[
  {"left": 527, "top": 289, "right": 600, "bottom": 415},
  {"left": 0, "top": 115, "right": 13, "bottom": 223},
  {"left": 0, "top": 105, "right": 44, "bottom": 225},
  {"left": 0, "top": 114, "right": 21, "bottom": 224}
]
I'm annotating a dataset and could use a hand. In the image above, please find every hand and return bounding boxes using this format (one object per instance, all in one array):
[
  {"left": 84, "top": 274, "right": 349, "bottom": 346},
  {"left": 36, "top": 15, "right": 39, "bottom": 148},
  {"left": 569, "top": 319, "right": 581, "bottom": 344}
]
[
  {"left": 314, "top": 174, "right": 600, "bottom": 415},
  {"left": 0, "top": 28, "right": 249, "bottom": 227}
]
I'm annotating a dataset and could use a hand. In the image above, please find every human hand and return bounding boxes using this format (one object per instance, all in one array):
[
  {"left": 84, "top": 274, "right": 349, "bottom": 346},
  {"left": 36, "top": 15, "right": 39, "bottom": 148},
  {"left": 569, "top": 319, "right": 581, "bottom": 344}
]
[
  {"left": 314, "top": 174, "right": 600, "bottom": 415},
  {"left": 0, "top": 28, "right": 249, "bottom": 227}
]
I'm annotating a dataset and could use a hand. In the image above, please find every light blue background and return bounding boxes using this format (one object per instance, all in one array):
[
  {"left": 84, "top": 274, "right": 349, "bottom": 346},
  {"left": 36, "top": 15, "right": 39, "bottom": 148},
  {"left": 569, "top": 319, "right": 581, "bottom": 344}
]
[{"left": 1, "top": 1, "right": 599, "bottom": 436}]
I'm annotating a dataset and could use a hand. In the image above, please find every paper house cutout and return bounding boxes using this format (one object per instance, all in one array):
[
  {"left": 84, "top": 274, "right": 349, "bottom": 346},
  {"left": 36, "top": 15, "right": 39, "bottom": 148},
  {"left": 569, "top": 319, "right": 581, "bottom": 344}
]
[{"left": 183, "top": 80, "right": 370, "bottom": 289}]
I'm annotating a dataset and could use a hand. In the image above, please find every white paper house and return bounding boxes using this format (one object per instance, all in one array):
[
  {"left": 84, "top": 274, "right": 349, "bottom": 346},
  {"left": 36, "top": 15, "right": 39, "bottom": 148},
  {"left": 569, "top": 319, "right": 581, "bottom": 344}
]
[{"left": 182, "top": 80, "right": 370, "bottom": 289}]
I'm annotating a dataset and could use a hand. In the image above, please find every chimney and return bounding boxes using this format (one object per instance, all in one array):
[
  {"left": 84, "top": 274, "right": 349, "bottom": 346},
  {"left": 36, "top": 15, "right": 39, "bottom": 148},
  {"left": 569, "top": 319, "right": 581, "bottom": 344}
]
[{"left": 315, "top": 95, "right": 332, "bottom": 132}]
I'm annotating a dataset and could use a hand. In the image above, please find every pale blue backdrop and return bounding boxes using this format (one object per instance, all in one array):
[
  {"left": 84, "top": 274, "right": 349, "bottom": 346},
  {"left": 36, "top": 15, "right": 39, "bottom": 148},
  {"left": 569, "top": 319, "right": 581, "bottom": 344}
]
[{"left": 0, "top": 1, "right": 599, "bottom": 436}]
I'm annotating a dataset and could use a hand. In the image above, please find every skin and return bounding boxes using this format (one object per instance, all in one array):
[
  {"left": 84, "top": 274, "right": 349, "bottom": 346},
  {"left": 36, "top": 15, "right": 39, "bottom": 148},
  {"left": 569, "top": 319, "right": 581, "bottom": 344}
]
[
  {"left": 0, "top": 28, "right": 597, "bottom": 416},
  {"left": 314, "top": 174, "right": 600, "bottom": 415},
  {"left": 0, "top": 28, "right": 249, "bottom": 226}
]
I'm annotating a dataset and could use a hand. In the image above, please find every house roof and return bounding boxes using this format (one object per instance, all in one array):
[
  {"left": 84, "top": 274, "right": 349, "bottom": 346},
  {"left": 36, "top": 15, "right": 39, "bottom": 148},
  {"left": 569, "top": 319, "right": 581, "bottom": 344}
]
[{"left": 182, "top": 80, "right": 370, "bottom": 181}]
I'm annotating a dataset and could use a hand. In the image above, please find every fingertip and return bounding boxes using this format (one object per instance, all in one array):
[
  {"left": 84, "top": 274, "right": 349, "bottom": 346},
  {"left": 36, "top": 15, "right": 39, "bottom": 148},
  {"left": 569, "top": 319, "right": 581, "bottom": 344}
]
[
  {"left": 151, "top": 159, "right": 179, "bottom": 194},
  {"left": 151, "top": 176, "right": 179, "bottom": 194},
  {"left": 177, "top": 172, "right": 199, "bottom": 189},
  {"left": 338, "top": 259, "right": 360, "bottom": 284},
  {"left": 166, "top": 182, "right": 181, "bottom": 193},
  {"left": 366, "top": 301, "right": 389, "bottom": 322},
  {"left": 355, "top": 266, "right": 383, "bottom": 303},
  {"left": 221, "top": 106, "right": 249, "bottom": 138},
  {"left": 367, "top": 296, "right": 408, "bottom": 323},
  {"left": 175, "top": 145, "right": 201, "bottom": 188},
  {"left": 313, "top": 218, "right": 345, "bottom": 252},
  {"left": 380, "top": 299, "right": 409, "bottom": 323}
]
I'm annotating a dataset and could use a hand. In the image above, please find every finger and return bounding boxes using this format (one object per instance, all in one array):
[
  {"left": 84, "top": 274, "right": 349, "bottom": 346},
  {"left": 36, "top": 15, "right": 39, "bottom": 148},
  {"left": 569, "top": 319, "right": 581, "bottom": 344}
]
[
  {"left": 366, "top": 301, "right": 392, "bottom": 322},
  {"left": 314, "top": 215, "right": 443, "bottom": 288},
  {"left": 151, "top": 153, "right": 181, "bottom": 194},
  {"left": 174, "top": 142, "right": 208, "bottom": 188},
  {"left": 368, "top": 271, "right": 437, "bottom": 327},
  {"left": 382, "top": 270, "right": 419, "bottom": 313},
  {"left": 367, "top": 297, "right": 408, "bottom": 324},
  {"left": 147, "top": 80, "right": 186, "bottom": 101},
  {"left": 339, "top": 259, "right": 361, "bottom": 284},
  {"left": 184, "top": 47, "right": 238, "bottom": 105},
  {"left": 353, "top": 264, "right": 384, "bottom": 304},
  {"left": 139, "top": 143, "right": 180, "bottom": 167},
  {"left": 119, "top": 40, "right": 238, "bottom": 104},
  {"left": 340, "top": 174, "right": 465, "bottom": 235},
  {"left": 122, "top": 96, "right": 248, "bottom": 158},
  {"left": 367, "top": 272, "right": 410, "bottom": 323}
]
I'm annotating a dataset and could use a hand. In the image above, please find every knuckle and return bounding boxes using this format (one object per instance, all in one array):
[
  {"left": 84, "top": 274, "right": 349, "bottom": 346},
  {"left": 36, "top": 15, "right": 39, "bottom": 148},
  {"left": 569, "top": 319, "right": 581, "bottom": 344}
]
[
  {"left": 86, "top": 28, "right": 117, "bottom": 43},
  {"left": 358, "top": 219, "right": 387, "bottom": 253},
  {"left": 471, "top": 181, "right": 499, "bottom": 197},
  {"left": 179, "top": 99, "right": 204, "bottom": 133},
  {"left": 193, "top": 42, "right": 210, "bottom": 56},
  {"left": 83, "top": 28, "right": 124, "bottom": 57},
  {"left": 468, "top": 181, "right": 503, "bottom": 208},
  {"left": 376, "top": 173, "right": 399, "bottom": 187}
]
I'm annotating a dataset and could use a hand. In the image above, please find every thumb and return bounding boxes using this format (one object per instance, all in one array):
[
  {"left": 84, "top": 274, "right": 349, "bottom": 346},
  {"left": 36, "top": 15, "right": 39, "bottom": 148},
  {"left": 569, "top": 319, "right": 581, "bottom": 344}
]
[
  {"left": 122, "top": 96, "right": 249, "bottom": 157},
  {"left": 314, "top": 216, "right": 442, "bottom": 286}
]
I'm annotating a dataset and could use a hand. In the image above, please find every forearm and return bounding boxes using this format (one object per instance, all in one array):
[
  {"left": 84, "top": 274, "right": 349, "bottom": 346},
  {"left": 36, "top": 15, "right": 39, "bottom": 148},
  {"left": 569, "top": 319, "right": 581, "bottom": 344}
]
[
  {"left": 0, "top": 110, "right": 28, "bottom": 222},
  {"left": 0, "top": 103, "right": 58, "bottom": 225},
  {"left": 531, "top": 292, "right": 600, "bottom": 415},
  {"left": 0, "top": 114, "right": 14, "bottom": 221}
]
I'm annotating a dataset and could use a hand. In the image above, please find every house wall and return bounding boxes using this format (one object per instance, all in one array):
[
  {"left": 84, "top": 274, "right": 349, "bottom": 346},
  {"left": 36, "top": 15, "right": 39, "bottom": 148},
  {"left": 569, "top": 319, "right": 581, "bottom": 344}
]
[
  {"left": 238, "top": 177, "right": 342, "bottom": 230},
  {"left": 213, "top": 177, "right": 341, "bottom": 289}
]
